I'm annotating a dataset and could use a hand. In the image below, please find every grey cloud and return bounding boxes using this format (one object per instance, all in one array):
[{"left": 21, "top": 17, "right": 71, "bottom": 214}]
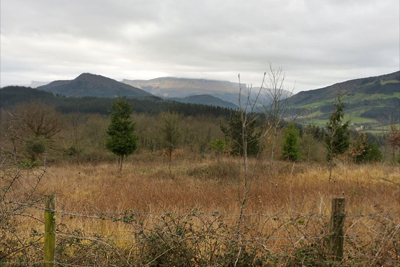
[{"left": 1, "top": 0, "right": 398, "bottom": 91}]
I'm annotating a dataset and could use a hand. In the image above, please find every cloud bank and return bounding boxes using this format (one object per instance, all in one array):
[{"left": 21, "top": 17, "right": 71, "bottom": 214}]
[{"left": 1, "top": 0, "right": 399, "bottom": 92}]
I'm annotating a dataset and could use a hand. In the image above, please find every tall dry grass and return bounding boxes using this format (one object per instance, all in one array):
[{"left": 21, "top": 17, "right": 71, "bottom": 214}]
[
  {"left": 36, "top": 156, "right": 400, "bottom": 214},
  {"left": 8, "top": 155, "right": 400, "bottom": 265},
  {"left": 23, "top": 156, "right": 398, "bottom": 234}
]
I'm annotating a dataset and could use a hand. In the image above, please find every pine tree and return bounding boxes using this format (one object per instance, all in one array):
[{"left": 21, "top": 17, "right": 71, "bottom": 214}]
[
  {"left": 324, "top": 95, "right": 350, "bottom": 162},
  {"left": 324, "top": 95, "right": 350, "bottom": 181},
  {"left": 211, "top": 138, "right": 226, "bottom": 162},
  {"left": 220, "top": 112, "right": 261, "bottom": 157},
  {"left": 160, "top": 111, "right": 182, "bottom": 173},
  {"left": 105, "top": 97, "right": 138, "bottom": 171},
  {"left": 281, "top": 122, "right": 300, "bottom": 161}
]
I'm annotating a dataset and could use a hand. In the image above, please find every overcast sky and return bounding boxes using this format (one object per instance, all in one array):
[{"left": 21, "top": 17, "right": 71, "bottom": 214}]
[{"left": 1, "top": 0, "right": 399, "bottom": 92}]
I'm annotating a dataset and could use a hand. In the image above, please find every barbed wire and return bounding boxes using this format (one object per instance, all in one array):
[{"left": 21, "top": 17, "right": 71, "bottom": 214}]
[
  {"left": 3, "top": 200, "right": 399, "bottom": 266},
  {"left": 52, "top": 232, "right": 400, "bottom": 243},
  {"left": 56, "top": 262, "right": 94, "bottom": 267},
  {"left": 1, "top": 254, "right": 397, "bottom": 267},
  {"left": 0, "top": 261, "right": 45, "bottom": 266},
  {"left": 1, "top": 232, "right": 45, "bottom": 237},
  {"left": 5, "top": 230, "right": 398, "bottom": 244},
  {"left": 6, "top": 201, "right": 400, "bottom": 219}
]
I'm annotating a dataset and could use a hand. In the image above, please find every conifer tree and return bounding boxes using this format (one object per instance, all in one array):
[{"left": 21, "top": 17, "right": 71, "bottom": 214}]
[
  {"left": 211, "top": 138, "right": 226, "bottom": 162},
  {"left": 324, "top": 95, "right": 350, "bottom": 180},
  {"left": 281, "top": 122, "right": 300, "bottom": 161},
  {"left": 105, "top": 97, "right": 138, "bottom": 171},
  {"left": 324, "top": 95, "right": 350, "bottom": 161},
  {"left": 220, "top": 112, "right": 261, "bottom": 157},
  {"left": 349, "top": 133, "right": 383, "bottom": 163},
  {"left": 160, "top": 111, "right": 182, "bottom": 173}
]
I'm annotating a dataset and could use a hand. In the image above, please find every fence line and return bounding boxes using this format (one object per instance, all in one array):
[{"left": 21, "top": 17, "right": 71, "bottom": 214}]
[
  {"left": 2, "top": 196, "right": 400, "bottom": 266},
  {"left": 8, "top": 200, "right": 400, "bottom": 218},
  {"left": 4, "top": 230, "right": 400, "bottom": 243}
]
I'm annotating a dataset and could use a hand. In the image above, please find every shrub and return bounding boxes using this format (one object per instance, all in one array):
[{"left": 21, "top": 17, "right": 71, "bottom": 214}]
[
  {"left": 365, "top": 143, "right": 382, "bottom": 162},
  {"left": 187, "top": 162, "right": 239, "bottom": 181},
  {"left": 281, "top": 122, "right": 300, "bottom": 161}
]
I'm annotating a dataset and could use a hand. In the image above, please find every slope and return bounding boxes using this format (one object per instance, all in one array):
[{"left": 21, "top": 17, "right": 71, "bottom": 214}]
[
  {"left": 38, "top": 73, "right": 152, "bottom": 98},
  {"left": 169, "top": 94, "right": 238, "bottom": 109},
  {"left": 286, "top": 71, "right": 400, "bottom": 131}
]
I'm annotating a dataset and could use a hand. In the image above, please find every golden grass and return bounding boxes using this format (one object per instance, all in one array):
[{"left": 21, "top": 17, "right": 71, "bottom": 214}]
[
  {"left": 18, "top": 156, "right": 396, "bottom": 235},
  {"left": 5, "top": 156, "right": 399, "bottom": 264},
  {"left": 36, "top": 157, "right": 399, "bottom": 210}
]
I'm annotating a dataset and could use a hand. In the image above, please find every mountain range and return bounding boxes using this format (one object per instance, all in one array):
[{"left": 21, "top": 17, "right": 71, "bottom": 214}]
[
  {"left": 9, "top": 70, "right": 400, "bottom": 131},
  {"left": 34, "top": 75, "right": 293, "bottom": 108},
  {"left": 123, "top": 77, "right": 291, "bottom": 107},
  {"left": 36, "top": 74, "right": 239, "bottom": 108},
  {"left": 123, "top": 77, "right": 240, "bottom": 97}
]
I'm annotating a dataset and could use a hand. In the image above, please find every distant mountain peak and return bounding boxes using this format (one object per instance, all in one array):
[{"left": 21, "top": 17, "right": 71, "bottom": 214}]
[
  {"left": 37, "top": 73, "right": 152, "bottom": 98},
  {"left": 76, "top": 72, "right": 109, "bottom": 80}
]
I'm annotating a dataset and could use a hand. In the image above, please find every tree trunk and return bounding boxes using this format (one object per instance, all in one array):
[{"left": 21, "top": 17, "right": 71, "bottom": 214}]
[
  {"left": 271, "top": 128, "right": 277, "bottom": 163},
  {"left": 168, "top": 150, "right": 172, "bottom": 175},
  {"left": 119, "top": 156, "right": 123, "bottom": 171}
]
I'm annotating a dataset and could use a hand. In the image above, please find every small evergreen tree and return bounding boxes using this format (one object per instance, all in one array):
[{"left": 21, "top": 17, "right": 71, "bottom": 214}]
[
  {"left": 211, "top": 138, "right": 226, "bottom": 162},
  {"left": 25, "top": 137, "right": 46, "bottom": 163},
  {"left": 220, "top": 112, "right": 261, "bottom": 157},
  {"left": 160, "top": 112, "right": 182, "bottom": 173},
  {"left": 350, "top": 133, "right": 383, "bottom": 163},
  {"left": 324, "top": 95, "right": 350, "bottom": 181},
  {"left": 105, "top": 97, "right": 138, "bottom": 171},
  {"left": 324, "top": 95, "right": 350, "bottom": 161},
  {"left": 281, "top": 122, "right": 300, "bottom": 161},
  {"left": 365, "top": 143, "right": 382, "bottom": 163}
]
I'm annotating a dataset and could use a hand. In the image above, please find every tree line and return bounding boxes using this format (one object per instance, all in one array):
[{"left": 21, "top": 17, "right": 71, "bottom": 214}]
[
  {"left": 1, "top": 88, "right": 399, "bottom": 170},
  {"left": 0, "top": 86, "right": 234, "bottom": 117}
]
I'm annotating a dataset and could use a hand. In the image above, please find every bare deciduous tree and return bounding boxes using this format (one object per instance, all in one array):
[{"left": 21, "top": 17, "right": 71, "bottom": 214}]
[
  {"left": 388, "top": 123, "right": 400, "bottom": 162},
  {"left": 65, "top": 113, "right": 85, "bottom": 162},
  {"left": 2, "top": 102, "right": 62, "bottom": 163},
  {"left": 261, "top": 63, "right": 294, "bottom": 163},
  {"left": 0, "top": 128, "right": 46, "bottom": 261},
  {"left": 15, "top": 102, "right": 61, "bottom": 139},
  {"left": 160, "top": 111, "right": 182, "bottom": 174},
  {"left": 234, "top": 74, "right": 265, "bottom": 265},
  {"left": 233, "top": 65, "right": 294, "bottom": 264}
]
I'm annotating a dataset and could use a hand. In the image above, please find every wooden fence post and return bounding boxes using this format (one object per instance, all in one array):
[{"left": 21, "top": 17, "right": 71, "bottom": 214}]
[
  {"left": 329, "top": 197, "right": 345, "bottom": 262},
  {"left": 44, "top": 194, "right": 56, "bottom": 267}
]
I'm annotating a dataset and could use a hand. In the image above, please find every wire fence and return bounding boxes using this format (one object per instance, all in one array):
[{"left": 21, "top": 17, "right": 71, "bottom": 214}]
[{"left": 1, "top": 196, "right": 400, "bottom": 266}]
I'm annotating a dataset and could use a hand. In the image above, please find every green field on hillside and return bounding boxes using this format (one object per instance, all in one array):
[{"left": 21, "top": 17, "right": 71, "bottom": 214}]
[
  {"left": 341, "top": 92, "right": 400, "bottom": 103},
  {"left": 298, "top": 92, "right": 399, "bottom": 109}
]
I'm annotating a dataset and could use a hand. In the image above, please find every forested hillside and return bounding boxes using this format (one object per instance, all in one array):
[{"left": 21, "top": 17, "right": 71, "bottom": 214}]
[
  {"left": 285, "top": 71, "right": 400, "bottom": 130},
  {"left": 0, "top": 86, "right": 234, "bottom": 118}
]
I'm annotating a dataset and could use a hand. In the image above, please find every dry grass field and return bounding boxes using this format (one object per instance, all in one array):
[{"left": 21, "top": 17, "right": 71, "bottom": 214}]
[
  {"left": 37, "top": 155, "right": 400, "bottom": 215},
  {"left": 3, "top": 155, "right": 400, "bottom": 265}
]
